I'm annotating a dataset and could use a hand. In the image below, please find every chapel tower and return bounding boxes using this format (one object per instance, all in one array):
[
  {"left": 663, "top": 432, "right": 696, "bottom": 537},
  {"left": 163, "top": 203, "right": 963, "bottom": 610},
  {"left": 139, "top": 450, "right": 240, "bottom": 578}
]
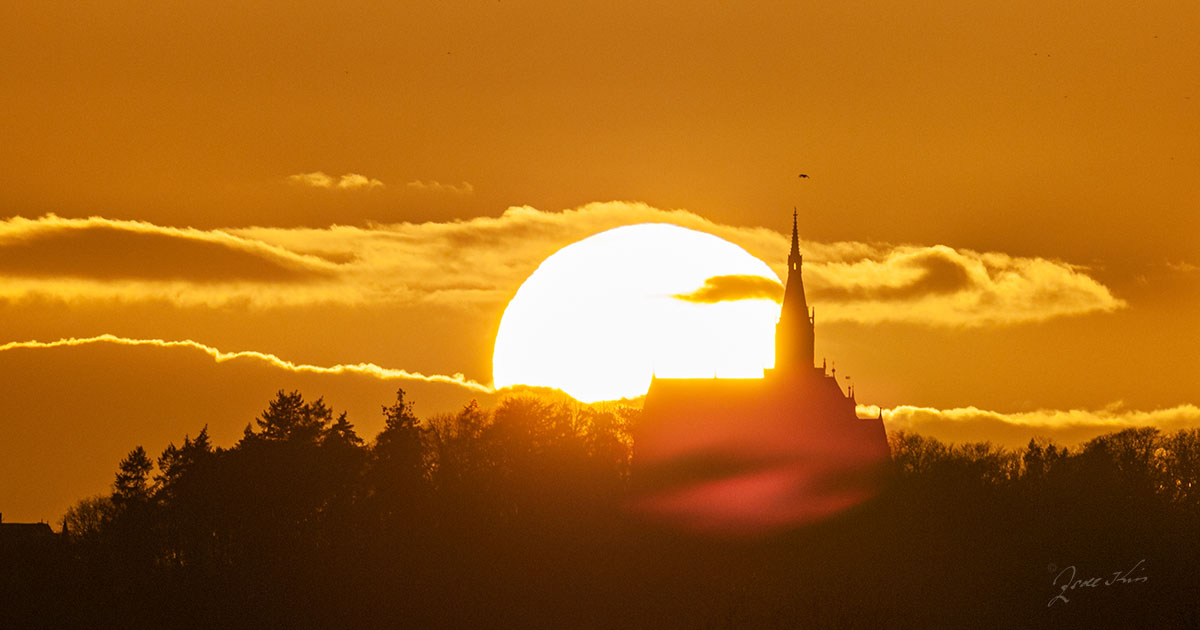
[
  {"left": 774, "top": 209, "right": 815, "bottom": 374},
  {"left": 634, "top": 210, "right": 890, "bottom": 533}
]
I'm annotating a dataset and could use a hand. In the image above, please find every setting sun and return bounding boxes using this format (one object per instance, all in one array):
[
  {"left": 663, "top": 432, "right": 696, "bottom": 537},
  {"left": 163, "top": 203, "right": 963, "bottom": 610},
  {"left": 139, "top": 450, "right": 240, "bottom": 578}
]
[{"left": 492, "top": 223, "right": 781, "bottom": 402}]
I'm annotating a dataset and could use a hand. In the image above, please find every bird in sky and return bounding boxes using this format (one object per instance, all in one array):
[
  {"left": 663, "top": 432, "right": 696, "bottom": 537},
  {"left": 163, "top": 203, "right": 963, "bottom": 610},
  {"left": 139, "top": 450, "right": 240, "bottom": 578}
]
[{"left": 798, "top": 173, "right": 809, "bottom": 178}]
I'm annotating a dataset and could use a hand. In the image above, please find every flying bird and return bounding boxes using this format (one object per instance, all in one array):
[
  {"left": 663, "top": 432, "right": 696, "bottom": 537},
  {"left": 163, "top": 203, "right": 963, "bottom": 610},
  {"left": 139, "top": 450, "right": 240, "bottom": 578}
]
[{"left": 798, "top": 173, "right": 809, "bottom": 178}]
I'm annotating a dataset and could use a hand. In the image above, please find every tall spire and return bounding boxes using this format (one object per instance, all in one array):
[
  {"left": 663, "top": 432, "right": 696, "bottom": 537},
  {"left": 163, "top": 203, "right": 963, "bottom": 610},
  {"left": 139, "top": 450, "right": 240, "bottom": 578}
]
[
  {"left": 789, "top": 207, "right": 801, "bottom": 273},
  {"left": 775, "top": 209, "right": 815, "bottom": 373}
]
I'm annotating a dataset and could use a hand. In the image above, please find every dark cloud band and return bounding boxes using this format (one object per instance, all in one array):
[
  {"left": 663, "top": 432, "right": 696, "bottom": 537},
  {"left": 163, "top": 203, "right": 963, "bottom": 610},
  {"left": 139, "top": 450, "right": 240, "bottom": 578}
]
[
  {"left": 810, "top": 249, "right": 972, "bottom": 302},
  {"left": 672, "top": 274, "right": 784, "bottom": 304},
  {"left": 0, "top": 224, "right": 333, "bottom": 284}
]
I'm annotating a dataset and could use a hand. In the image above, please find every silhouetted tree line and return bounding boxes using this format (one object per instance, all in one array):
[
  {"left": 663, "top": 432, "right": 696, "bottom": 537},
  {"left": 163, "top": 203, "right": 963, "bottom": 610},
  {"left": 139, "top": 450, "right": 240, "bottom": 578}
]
[{"left": 3, "top": 390, "right": 1200, "bottom": 629}]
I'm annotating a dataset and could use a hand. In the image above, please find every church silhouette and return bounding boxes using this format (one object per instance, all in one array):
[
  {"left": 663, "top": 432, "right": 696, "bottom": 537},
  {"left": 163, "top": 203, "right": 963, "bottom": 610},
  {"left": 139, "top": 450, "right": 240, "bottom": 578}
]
[{"left": 632, "top": 212, "right": 890, "bottom": 534}]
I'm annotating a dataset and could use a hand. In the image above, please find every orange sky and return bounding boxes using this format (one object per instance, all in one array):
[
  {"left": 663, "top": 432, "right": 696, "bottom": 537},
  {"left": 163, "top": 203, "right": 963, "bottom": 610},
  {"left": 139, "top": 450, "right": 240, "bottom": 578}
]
[{"left": 1, "top": 1, "right": 1198, "bottom": 522}]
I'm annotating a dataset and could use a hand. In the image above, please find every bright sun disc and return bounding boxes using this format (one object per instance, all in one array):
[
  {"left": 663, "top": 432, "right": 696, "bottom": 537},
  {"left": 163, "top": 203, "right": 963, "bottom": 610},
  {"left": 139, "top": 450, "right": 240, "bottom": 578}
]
[{"left": 492, "top": 223, "right": 781, "bottom": 402}]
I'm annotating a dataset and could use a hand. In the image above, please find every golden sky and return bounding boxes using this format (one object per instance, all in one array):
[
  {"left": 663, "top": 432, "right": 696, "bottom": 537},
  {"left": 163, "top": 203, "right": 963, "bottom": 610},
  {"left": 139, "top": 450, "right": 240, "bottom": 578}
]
[{"left": 1, "top": 1, "right": 1198, "bottom": 521}]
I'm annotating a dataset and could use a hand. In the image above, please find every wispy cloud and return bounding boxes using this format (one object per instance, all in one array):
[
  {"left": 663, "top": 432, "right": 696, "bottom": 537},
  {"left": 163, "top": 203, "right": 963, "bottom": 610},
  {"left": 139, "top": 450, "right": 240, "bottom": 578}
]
[
  {"left": 672, "top": 275, "right": 784, "bottom": 304},
  {"left": 0, "top": 335, "right": 494, "bottom": 393},
  {"left": 405, "top": 180, "right": 475, "bottom": 195},
  {"left": 0, "top": 216, "right": 333, "bottom": 283},
  {"left": 0, "top": 202, "right": 1125, "bottom": 325},
  {"left": 6, "top": 333, "right": 1194, "bottom": 447},
  {"left": 334, "top": 173, "right": 384, "bottom": 190},
  {"left": 289, "top": 171, "right": 384, "bottom": 190},
  {"left": 861, "top": 402, "right": 1200, "bottom": 448},
  {"left": 0, "top": 214, "right": 346, "bottom": 306},
  {"left": 804, "top": 244, "right": 1125, "bottom": 326}
]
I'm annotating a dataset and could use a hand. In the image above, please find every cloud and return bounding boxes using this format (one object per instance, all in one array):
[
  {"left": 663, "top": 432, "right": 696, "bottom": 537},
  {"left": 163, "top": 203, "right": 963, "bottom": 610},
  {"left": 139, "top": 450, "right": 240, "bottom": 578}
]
[
  {"left": 0, "top": 202, "right": 796, "bottom": 310},
  {"left": 335, "top": 173, "right": 385, "bottom": 189},
  {"left": 0, "top": 222, "right": 331, "bottom": 283},
  {"left": 811, "top": 247, "right": 971, "bottom": 301},
  {"left": 0, "top": 215, "right": 347, "bottom": 306},
  {"left": 406, "top": 180, "right": 475, "bottom": 195},
  {"left": 0, "top": 335, "right": 494, "bottom": 393},
  {"left": 289, "top": 171, "right": 383, "bottom": 190},
  {"left": 802, "top": 244, "right": 1124, "bottom": 326},
  {"left": 863, "top": 402, "right": 1200, "bottom": 448},
  {"left": 1167, "top": 260, "right": 1199, "bottom": 273},
  {"left": 0, "top": 203, "right": 1125, "bottom": 325},
  {"left": 672, "top": 275, "right": 784, "bottom": 304},
  {"left": 289, "top": 171, "right": 335, "bottom": 188}
]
